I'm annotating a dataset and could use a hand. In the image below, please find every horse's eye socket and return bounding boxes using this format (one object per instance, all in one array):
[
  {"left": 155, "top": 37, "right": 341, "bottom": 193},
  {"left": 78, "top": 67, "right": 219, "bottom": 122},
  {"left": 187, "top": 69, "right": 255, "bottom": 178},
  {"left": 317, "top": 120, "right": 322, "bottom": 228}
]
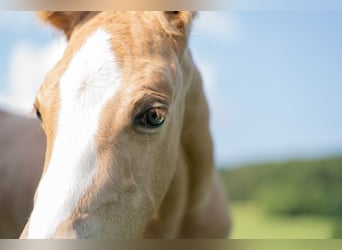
[{"left": 135, "top": 108, "right": 166, "bottom": 128}]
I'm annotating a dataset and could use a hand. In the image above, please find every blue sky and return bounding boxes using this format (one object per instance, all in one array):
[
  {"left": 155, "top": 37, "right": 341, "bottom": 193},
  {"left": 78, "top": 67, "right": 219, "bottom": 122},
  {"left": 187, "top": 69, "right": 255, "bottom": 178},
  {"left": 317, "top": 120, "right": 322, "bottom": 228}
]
[
  {"left": 0, "top": 11, "right": 341, "bottom": 167},
  {"left": 230, "top": 0, "right": 342, "bottom": 11},
  {"left": 190, "top": 11, "right": 342, "bottom": 166}
]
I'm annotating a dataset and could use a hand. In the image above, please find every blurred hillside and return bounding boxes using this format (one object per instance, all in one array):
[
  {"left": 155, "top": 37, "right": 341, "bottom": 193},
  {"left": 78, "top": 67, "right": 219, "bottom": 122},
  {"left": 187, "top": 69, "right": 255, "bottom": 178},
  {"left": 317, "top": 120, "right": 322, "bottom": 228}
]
[{"left": 218, "top": 156, "right": 342, "bottom": 238}]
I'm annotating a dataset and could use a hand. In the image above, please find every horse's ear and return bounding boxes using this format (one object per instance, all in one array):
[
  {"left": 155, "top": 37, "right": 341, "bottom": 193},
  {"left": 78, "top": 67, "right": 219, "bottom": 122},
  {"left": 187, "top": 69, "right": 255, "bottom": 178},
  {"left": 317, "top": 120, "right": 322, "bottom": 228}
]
[
  {"left": 158, "top": 11, "right": 197, "bottom": 51},
  {"left": 37, "top": 11, "right": 91, "bottom": 39},
  {"left": 163, "top": 11, "right": 196, "bottom": 35}
]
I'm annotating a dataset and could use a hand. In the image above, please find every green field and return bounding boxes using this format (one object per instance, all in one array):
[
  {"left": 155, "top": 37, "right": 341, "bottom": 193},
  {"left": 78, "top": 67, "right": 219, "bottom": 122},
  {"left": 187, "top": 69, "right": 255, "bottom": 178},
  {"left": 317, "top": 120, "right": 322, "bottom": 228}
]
[
  {"left": 230, "top": 201, "right": 334, "bottom": 239},
  {"left": 218, "top": 156, "right": 342, "bottom": 239}
]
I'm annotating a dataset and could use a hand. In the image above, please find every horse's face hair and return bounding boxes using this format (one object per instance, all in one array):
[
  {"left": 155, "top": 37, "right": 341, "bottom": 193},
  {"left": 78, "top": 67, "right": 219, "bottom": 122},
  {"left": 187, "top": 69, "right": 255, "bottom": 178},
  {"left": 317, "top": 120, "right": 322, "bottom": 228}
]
[{"left": 22, "top": 12, "right": 197, "bottom": 238}]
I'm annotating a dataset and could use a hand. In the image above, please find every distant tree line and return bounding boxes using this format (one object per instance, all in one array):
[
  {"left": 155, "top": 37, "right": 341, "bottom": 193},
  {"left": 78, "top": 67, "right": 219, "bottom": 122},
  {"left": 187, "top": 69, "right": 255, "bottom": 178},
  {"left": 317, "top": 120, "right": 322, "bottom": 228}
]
[{"left": 218, "top": 156, "right": 342, "bottom": 238}]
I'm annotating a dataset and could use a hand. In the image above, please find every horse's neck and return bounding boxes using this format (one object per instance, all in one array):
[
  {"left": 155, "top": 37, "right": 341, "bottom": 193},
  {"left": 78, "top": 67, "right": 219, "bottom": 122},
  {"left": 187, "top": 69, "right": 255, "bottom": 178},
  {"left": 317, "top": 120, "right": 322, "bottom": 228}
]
[
  {"left": 180, "top": 48, "right": 215, "bottom": 211},
  {"left": 142, "top": 49, "right": 215, "bottom": 238}
]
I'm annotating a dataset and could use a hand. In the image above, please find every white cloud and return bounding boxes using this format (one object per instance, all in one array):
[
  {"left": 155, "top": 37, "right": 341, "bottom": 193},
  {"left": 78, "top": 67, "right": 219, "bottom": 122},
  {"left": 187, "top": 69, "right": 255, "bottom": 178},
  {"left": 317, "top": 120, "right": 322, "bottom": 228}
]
[
  {"left": 190, "top": 13, "right": 242, "bottom": 128},
  {"left": 0, "top": 38, "right": 66, "bottom": 115},
  {"left": 190, "top": 11, "right": 241, "bottom": 126},
  {"left": 192, "top": 11, "right": 239, "bottom": 45}
]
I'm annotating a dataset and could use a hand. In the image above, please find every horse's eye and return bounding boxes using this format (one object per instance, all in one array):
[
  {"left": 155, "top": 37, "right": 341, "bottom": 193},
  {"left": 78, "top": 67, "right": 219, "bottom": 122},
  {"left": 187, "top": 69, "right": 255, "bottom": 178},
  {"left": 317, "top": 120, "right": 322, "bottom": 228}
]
[
  {"left": 36, "top": 108, "right": 42, "bottom": 122},
  {"left": 135, "top": 108, "right": 166, "bottom": 128}
]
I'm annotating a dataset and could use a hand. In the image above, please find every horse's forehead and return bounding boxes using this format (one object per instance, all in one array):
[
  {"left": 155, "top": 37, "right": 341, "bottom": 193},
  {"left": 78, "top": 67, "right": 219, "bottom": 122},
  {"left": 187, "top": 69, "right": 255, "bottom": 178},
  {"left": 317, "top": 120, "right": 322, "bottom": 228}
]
[
  {"left": 39, "top": 21, "right": 178, "bottom": 140},
  {"left": 39, "top": 15, "right": 178, "bottom": 125},
  {"left": 69, "top": 13, "right": 167, "bottom": 59}
]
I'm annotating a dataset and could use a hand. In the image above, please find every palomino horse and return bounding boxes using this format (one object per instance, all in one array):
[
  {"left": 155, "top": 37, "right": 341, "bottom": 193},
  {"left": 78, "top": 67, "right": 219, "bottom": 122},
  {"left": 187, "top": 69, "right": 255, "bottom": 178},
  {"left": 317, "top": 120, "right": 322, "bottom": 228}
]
[
  {"left": 0, "top": 110, "right": 45, "bottom": 238},
  {"left": 20, "top": 11, "right": 230, "bottom": 238}
]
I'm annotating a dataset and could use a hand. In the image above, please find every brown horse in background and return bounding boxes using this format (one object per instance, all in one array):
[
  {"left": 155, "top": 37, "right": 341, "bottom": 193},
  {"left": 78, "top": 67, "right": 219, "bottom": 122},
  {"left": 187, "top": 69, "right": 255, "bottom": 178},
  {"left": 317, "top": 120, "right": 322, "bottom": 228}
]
[{"left": 0, "top": 110, "right": 45, "bottom": 238}]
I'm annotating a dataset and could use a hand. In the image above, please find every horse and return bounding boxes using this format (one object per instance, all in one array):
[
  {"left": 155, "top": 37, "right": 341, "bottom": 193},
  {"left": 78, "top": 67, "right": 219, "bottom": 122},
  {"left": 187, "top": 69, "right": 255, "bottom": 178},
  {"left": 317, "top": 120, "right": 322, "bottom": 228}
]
[
  {"left": 19, "top": 11, "right": 231, "bottom": 238},
  {"left": 0, "top": 110, "right": 45, "bottom": 238}
]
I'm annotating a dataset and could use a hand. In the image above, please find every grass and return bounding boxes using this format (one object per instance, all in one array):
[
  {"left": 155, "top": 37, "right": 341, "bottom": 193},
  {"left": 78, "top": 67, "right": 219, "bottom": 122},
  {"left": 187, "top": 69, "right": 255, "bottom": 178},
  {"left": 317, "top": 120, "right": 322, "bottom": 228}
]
[{"left": 230, "top": 201, "right": 334, "bottom": 239}]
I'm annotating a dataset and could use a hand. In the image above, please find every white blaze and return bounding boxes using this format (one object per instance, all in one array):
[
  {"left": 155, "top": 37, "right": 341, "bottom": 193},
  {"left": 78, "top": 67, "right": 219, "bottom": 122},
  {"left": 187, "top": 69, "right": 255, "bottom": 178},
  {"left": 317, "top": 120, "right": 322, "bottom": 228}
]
[{"left": 27, "top": 29, "right": 121, "bottom": 238}]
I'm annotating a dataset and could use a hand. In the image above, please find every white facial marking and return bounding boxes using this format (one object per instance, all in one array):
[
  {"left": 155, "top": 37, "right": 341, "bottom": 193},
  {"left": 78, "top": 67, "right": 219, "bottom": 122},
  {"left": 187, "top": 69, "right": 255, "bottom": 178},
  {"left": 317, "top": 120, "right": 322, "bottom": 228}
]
[{"left": 27, "top": 29, "right": 121, "bottom": 238}]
